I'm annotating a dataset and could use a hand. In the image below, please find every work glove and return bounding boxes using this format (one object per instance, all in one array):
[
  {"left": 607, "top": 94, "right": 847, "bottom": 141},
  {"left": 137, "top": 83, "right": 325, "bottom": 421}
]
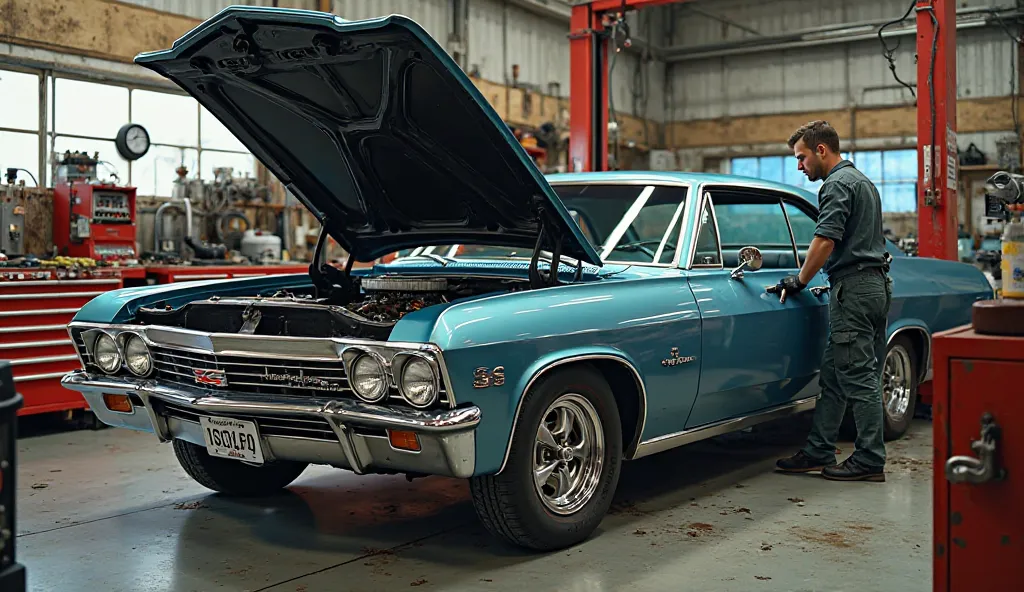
[{"left": 780, "top": 274, "right": 806, "bottom": 294}]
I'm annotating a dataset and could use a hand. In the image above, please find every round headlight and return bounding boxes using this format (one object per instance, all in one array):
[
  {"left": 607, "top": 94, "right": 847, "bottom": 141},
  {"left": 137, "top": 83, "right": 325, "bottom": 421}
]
[
  {"left": 351, "top": 354, "right": 387, "bottom": 402},
  {"left": 93, "top": 333, "right": 121, "bottom": 374},
  {"left": 124, "top": 334, "right": 152, "bottom": 376},
  {"left": 400, "top": 357, "right": 437, "bottom": 408}
]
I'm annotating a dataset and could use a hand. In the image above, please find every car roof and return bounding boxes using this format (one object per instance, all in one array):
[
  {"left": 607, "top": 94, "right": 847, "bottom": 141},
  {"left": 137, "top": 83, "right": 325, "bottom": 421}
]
[{"left": 545, "top": 171, "right": 820, "bottom": 207}]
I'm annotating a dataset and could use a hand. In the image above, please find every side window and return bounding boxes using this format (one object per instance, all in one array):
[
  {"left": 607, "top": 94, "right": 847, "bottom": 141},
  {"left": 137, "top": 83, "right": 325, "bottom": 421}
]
[
  {"left": 711, "top": 192, "right": 798, "bottom": 270},
  {"left": 785, "top": 202, "right": 817, "bottom": 249},
  {"left": 692, "top": 195, "right": 721, "bottom": 266}
]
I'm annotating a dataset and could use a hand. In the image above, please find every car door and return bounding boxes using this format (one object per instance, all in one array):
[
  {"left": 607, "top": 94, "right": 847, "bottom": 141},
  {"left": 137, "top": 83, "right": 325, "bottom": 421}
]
[{"left": 682, "top": 185, "right": 829, "bottom": 429}]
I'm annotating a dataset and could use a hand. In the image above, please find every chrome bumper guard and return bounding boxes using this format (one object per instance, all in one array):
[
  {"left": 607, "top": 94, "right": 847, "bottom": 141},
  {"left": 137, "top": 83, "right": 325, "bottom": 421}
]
[{"left": 61, "top": 370, "right": 480, "bottom": 478}]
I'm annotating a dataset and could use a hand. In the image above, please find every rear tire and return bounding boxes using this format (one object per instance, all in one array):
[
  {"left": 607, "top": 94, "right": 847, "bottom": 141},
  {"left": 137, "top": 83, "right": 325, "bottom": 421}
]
[
  {"left": 172, "top": 439, "right": 308, "bottom": 497},
  {"left": 838, "top": 335, "right": 918, "bottom": 442},
  {"left": 469, "top": 366, "right": 622, "bottom": 551}
]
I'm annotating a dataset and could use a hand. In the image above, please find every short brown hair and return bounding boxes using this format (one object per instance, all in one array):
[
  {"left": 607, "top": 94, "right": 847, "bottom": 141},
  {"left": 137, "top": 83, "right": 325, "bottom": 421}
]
[{"left": 788, "top": 120, "right": 841, "bottom": 153}]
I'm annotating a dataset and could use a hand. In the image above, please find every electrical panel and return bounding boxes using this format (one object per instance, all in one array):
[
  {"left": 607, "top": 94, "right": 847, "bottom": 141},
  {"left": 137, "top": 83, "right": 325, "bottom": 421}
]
[{"left": 91, "top": 191, "right": 132, "bottom": 223}]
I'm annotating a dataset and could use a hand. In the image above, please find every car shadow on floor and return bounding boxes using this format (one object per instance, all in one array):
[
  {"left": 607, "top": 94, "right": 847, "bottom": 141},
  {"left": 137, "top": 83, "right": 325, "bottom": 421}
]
[{"left": 172, "top": 412, "right": 820, "bottom": 572}]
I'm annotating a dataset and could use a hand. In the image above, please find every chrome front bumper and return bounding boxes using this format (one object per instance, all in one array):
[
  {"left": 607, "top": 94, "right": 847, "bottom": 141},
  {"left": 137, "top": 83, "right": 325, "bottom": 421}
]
[{"left": 61, "top": 370, "right": 481, "bottom": 478}]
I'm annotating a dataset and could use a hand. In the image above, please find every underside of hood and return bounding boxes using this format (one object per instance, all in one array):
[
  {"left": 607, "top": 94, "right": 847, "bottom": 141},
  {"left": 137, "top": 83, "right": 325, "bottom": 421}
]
[{"left": 134, "top": 7, "right": 602, "bottom": 266}]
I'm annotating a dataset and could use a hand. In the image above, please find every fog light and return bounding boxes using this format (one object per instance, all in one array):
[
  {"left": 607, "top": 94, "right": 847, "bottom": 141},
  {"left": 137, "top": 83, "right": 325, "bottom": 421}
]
[
  {"left": 103, "top": 393, "right": 132, "bottom": 413},
  {"left": 388, "top": 430, "right": 421, "bottom": 452}
]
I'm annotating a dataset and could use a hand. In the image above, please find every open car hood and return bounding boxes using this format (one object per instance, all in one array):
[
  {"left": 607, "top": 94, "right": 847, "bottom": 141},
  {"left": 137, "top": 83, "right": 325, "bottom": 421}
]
[{"left": 134, "top": 7, "right": 602, "bottom": 265}]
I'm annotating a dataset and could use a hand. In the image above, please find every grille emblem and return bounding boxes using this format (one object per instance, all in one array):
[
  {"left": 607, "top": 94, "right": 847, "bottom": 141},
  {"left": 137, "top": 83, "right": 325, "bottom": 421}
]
[
  {"left": 262, "top": 372, "right": 345, "bottom": 392},
  {"left": 194, "top": 368, "right": 227, "bottom": 387}
]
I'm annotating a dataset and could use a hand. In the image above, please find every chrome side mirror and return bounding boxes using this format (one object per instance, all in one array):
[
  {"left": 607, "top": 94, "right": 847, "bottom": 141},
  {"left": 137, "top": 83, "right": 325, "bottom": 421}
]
[{"left": 731, "top": 246, "right": 763, "bottom": 280}]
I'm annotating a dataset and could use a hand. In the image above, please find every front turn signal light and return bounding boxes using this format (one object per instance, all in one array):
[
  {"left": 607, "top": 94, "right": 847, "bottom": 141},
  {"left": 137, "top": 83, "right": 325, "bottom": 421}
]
[
  {"left": 388, "top": 430, "right": 421, "bottom": 452},
  {"left": 103, "top": 393, "right": 133, "bottom": 413}
]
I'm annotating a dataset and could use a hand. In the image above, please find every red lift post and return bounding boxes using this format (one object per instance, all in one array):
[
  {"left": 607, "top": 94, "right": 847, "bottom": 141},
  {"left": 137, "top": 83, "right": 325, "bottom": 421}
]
[
  {"left": 916, "top": 0, "right": 958, "bottom": 260},
  {"left": 570, "top": 0, "right": 958, "bottom": 259},
  {"left": 568, "top": 0, "right": 689, "bottom": 173}
]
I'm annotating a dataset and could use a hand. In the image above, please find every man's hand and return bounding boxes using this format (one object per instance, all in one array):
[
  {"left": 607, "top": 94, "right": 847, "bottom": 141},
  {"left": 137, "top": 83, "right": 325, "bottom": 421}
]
[{"left": 781, "top": 274, "right": 806, "bottom": 294}]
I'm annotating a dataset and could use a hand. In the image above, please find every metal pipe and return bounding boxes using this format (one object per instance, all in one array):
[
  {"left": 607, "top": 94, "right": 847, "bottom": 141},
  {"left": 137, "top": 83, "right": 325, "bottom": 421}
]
[
  {"left": 663, "top": 5, "right": 1018, "bottom": 62},
  {"left": 153, "top": 198, "right": 193, "bottom": 254}
]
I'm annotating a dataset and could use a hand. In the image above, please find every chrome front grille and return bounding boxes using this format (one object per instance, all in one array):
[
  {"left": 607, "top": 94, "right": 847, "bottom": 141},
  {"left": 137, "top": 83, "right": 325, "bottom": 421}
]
[
  {"left": 161, "top": 401, "right": 338, "bottom": 442},
  {"left": 149, "top": 345, "right": 450, "bottom": 406}
]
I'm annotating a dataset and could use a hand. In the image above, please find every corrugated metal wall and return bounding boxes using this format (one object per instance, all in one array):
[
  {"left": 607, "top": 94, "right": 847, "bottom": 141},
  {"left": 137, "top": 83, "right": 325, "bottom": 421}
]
[
  {"left": 118, "top": 0, "right": 666, "bottom": 122},
  {"left": 666, "top": 0, "right": 1019, "bottom": 121}
]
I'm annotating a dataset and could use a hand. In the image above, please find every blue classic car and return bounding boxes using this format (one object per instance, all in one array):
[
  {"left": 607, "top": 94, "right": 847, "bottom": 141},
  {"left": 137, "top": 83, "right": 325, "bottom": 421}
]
[{"left": 61, "top": 8, "right": 993, "bottom": 551}]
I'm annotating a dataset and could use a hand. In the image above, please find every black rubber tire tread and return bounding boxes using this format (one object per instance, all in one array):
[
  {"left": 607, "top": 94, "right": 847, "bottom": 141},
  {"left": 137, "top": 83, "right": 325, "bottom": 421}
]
[
  {"left": 172, "top": 439, "right": 308, "bottom": 497},
  {"left": 469, "top": 365, "right": 622, "bottom": 551}
]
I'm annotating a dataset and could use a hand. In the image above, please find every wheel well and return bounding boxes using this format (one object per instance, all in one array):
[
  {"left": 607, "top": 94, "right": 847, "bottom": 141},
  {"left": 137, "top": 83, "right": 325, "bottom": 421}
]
[
  {"left": 582, "top": 359, "right": 645, "bottom": 459},
  {"left": 891, "top": 327, "right": 930, "bottom": 383}
]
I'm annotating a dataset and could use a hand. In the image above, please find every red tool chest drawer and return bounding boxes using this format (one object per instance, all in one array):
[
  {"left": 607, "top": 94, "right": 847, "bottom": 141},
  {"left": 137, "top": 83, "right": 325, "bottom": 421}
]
[
  {"left": 0, "top": 270, "right": 124, "bottom": 416},
  {"left": 933, "top": 325, "right": 1023, "bottom": 592}
]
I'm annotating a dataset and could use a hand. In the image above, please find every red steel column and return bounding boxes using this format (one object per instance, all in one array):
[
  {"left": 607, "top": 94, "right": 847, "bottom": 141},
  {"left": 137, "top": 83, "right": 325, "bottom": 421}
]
[
  {"left": 916, "top": 0, "right": 958, "bottom": 260},
  {"left": 569, "top": 4, "right": 608, "bottom": 172}
]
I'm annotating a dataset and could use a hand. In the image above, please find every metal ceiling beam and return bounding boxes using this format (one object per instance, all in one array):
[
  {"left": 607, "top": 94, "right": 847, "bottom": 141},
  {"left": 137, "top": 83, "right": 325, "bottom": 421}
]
[{"left": 662, "top": 6, "right": 1021, "bottom": 62}]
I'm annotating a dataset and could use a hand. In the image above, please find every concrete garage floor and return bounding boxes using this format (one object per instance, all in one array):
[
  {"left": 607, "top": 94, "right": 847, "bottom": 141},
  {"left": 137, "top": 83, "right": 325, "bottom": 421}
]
[{"left": 15, "top": 414, "right": 932, "bottom": 592}]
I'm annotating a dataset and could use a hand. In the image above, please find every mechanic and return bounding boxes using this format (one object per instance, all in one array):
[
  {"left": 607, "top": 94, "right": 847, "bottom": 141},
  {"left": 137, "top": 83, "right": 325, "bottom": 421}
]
[{"left": 774, "top": 120, "right": 892, "bottom": 483}]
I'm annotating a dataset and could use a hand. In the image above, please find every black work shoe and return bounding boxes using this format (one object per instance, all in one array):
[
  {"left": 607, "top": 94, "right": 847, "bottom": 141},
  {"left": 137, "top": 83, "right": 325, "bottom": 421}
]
[
  {"left": 822, "top": 458, "right": 886, "bottom": 482},
  {"left": 775, "top": 450, "right": 832, "bottom": 474}
]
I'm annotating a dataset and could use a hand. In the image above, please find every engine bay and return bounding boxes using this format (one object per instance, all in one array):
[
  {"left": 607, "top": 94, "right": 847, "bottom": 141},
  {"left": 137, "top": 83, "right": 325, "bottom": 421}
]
[{"left": 134, "top": 275, "right": 526, "bottom": 339}]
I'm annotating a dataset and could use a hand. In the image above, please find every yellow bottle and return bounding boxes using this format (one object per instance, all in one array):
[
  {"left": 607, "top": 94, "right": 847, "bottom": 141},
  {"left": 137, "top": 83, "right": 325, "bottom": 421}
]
[{"left": 1001, "top": 218, "right": 1024, "bottom": 299}]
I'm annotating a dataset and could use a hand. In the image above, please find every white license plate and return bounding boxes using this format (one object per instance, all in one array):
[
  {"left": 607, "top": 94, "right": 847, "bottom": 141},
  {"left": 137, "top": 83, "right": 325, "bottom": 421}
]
[{"left": 199, "top": 416, "right": 264, "bottom": 464}]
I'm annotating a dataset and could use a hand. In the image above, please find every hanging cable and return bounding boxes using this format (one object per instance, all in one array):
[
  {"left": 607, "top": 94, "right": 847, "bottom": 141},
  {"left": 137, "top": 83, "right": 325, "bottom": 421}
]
[
  {"left": 4, "top": 168, "right": 39, "bottom": 187},
  {"left": 878, "top": 0, "right": 918, "bottom": 99}
]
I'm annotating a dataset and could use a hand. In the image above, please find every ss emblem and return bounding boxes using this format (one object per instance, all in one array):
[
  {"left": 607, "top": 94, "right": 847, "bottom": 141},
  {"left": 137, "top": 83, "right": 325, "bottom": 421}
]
[{"left": 473, "top": 366, "right": 505, "bottom": 389}]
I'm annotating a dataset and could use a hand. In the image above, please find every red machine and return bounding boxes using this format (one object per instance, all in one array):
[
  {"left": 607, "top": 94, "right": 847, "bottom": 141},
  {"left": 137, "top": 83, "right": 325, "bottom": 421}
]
[
  {"left": 52, "top": 181, "right": 138, "bottom": 261},
  {"left": 932, "top": 323, "right": 1022, "bottom": 591}
]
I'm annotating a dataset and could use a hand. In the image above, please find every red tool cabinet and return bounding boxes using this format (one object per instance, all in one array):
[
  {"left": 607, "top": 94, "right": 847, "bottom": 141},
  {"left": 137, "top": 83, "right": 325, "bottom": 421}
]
[
  {"left": 933, "top": 325, "right": 1022, "bottom": 591},
  {"left": 0, "top": 269, "right": 124, "bottom": 416}
]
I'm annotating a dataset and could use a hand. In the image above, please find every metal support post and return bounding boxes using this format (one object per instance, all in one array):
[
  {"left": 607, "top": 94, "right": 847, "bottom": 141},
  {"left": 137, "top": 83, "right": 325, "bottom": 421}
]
[{"left": 917, "top": 0, "right": 958, "bottom": 260}]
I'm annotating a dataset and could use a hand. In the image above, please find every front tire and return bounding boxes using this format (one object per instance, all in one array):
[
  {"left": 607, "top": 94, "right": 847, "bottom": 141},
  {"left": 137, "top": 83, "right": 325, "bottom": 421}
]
[
  {"left": 172, "top": 439, "right": 308, "bottom": 497},
  {"left": 881, "top": 335, "right": 918, "bottom": 441},
  {"left": 470, "top": 366, "right": 622, "bottom": 551}
]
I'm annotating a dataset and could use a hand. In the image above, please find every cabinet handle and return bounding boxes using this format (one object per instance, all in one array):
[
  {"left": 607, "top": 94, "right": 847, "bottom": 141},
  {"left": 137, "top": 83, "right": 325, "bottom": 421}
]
[{"left": 945, "top": 412, "right": 1007, "bottom": 484}]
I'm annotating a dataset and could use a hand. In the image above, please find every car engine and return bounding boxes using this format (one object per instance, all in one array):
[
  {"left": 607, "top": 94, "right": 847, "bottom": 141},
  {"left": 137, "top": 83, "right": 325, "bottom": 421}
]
[{"left": 133, "top": 275, "right": 524, "bottom": 339}]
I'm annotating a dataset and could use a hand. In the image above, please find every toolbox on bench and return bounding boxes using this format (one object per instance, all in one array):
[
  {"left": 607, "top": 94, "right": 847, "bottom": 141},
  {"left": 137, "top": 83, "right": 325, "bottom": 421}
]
[{"left": 0, "top": 361, "right": 26, "bottom": 592}]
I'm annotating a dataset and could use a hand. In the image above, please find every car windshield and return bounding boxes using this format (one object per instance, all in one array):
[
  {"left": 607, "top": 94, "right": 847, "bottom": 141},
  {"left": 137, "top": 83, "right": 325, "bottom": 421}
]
[{"left": 390, "top": 184, "right": 690, "bottom": 266}]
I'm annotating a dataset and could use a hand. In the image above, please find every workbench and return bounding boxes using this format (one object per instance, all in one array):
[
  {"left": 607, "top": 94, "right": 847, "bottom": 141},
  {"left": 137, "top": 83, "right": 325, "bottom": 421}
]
[{"left": 933, "top": 324, "right": 1022, "bottom": 591}]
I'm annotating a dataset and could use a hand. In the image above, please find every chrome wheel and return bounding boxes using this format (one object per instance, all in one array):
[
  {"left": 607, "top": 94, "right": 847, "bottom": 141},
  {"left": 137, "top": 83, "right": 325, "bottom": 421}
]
[
  {"left": 883, "top": 345, "right": 913, "bottom": 423},
  {"left": 533, "top": 393, "right": 605, "bottom": 516}
]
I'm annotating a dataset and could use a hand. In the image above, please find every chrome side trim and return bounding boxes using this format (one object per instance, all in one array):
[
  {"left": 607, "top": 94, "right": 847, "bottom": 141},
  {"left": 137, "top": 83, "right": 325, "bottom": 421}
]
[
  {"left": 0, "top": 339, "right": 73, "bottom": 350},
  {"left": 888, "top": 326, "right": 932, "bottom": 383},
  {"left": 496, "top": 353, "right": 648, "bottom": 474},
  {"left": 632, "top": 396, "right": 818, "bottom": 459},
  {"left": 0, "top": 291, "right": 105, "bottom": 300},
  {"left": 0, "top": 308, "right": 80, "bottom": 317},
  {"left": 68, "top": 321, "right": 458, "bottom": 408}
]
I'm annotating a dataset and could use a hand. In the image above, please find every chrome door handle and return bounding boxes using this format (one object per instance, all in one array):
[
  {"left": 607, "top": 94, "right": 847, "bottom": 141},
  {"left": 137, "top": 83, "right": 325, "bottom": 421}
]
[
  {"left": 810, "top": 286, "right": 830, "bottom": 297},
  {"left": 946, "top": 413, "right": 1006, "bottom": 484}
]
